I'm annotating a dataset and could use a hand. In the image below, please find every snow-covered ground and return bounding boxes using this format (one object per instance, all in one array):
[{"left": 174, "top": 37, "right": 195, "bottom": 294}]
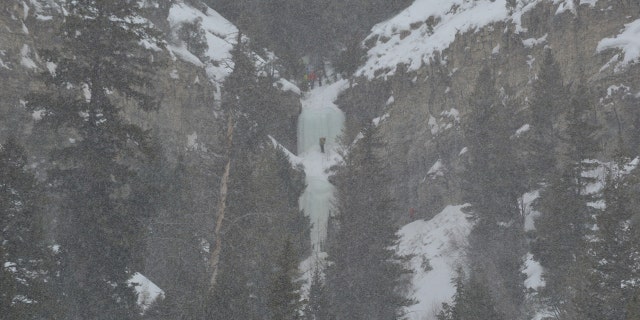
[{"left": 397, "top": 204, "right": 473, "bottom": 319}]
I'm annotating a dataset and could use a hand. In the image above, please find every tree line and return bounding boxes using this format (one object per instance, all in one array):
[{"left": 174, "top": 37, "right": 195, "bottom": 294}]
[{"left": 436, "top": 49, "right": 640, "bottom": 320}]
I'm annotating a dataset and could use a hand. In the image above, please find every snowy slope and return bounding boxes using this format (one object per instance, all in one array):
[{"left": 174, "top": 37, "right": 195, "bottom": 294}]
[
  {"left": 167, "top": 2, "right": 238, "bottom": 81},
  {"left": 358, "top": 0, "right": 605, "bottom": 79},
  {"left": 397, "top": 205, "right": 473, "bottom": 319}
]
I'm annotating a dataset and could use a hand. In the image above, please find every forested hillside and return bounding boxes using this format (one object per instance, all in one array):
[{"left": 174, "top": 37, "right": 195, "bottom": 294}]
[{"left": 1, "top": 0, "right": 640, "bottom": 319}]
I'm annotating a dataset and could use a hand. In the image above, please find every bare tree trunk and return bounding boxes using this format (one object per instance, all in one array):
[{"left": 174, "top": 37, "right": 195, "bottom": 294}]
[{"left": 209, "top": 113, "right": 234, "bottom": 292}]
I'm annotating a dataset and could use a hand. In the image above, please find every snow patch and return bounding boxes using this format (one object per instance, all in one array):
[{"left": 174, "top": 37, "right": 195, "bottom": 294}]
[
  {"left": 386, "top": 95, "right": 395, "bottom": 106},
  {"left": 186, "top": 132, "right": 199, "bottom": 150},
  {"left": 128, "top": 273, "right": 164, "bottom": 312},
  {"left": 398, "top": 204, "right": 473, "bottom": 319},
  {"left": 20, "top": 45, "right": 37, "bottom": 69},
  {"left": 274, "top": 78, "right": 301, "bottom": 95},
  {"left": 372, "top": 113, "right": 389, "bottom": 126},
  {"left": 523, "top": 253, "right": 545, "bottom": 289},
  {"left": 597, "top": 19, "right": 640, "bottom": 71},
  {"left": 492, "top": 43, "right": 501, "bottom": 54},
  {"left": 427, "top": 159, "right": 445, "bottom": 178},
  {"left": 521, "top": 190, "right": 541, "bottom": 232},
  {"left": 167, "top": 2, "right": 237, "bottom": 81},
  {"left": 514, "top": 123, "right": 530, "bottom": 137},
  {"left": 522, "top": 33, "right": 548, "bottom": 48}
]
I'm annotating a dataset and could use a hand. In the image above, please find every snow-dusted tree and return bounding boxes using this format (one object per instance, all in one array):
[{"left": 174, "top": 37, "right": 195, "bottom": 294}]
[
  {"left": 325, "top": 123, "right": 413, "bottom": 320},
  {"left": 25, "top": 1, "right": 162, "bottom": 318},
  {"left": 576, "top": 156, "right": 640, "bottom": 319},
  {"left": 532, "top": 81, "right": 601, "bottom": 318},
  {"left": 177, "top": 17, "right": 209, "bottom": 61},
  {"left": 0, "top": 137, "right": 53, "bottom": 319}
]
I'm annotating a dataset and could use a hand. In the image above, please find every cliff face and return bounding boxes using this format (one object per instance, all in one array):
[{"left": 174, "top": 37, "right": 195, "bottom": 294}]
[
  {"left": 338, "top": 0, "right": 640, "bottom": 221},
  {"left": 0, "top": 0, "right": 301, "bottom": 166}
]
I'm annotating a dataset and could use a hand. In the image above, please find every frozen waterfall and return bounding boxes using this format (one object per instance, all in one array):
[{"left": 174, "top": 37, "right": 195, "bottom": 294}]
[{"left": 297, "top": 80, "right": 347, "bottom": 254}]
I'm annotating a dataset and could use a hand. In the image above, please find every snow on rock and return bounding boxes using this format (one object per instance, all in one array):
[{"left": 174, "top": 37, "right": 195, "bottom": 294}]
[
  {"left": 427, "top": 159, "right": 445, "bottom": 178},
  {"left": 597, "top": 18, "right": 640, "bottom": 71},
  {"left": 167, "top": 2, "right": 237, "bottom": 80},
  {"left": 522, "top": 33, "right": 548, "bottom": 48},
  {"left": 20, "top": 44, "right": 37, "bottom": 69},
  {"left": 268, "top": 135, "right": 303, "bottom": 167},
  {"left": 372, "top": 113, "right": 389, "bottom": 126},
  {"left": 554, "top": 0, "right": 598, "bottom": 15},
  {"left": 386, "top": 95, "right": 395, "bottom": 106},
  {"left": 514, "top": 123, "right": 530, "bottom": 138},
  {"left": 128, "top": 272, "right": 164, "bottom": 312},
  {"left": 521, "top": 190, "right": 541, "bottom": 232},
  {"left": 359, "top": 0, "right": 511, "bottom": 78},
  {"left": 523, "top": 253, "right": 545, "bottom": 289},
  {"left": 357, "top": 0, "right": 605, "bottom": 78},
  {"left": 167, "top": 43, "right": 205, "bottom": 67},
  {"left": 397, "top": 204, "right": 474, "bottom": 319},
  {"left": 274, "top": 78, "right": 301, "bottom": 95},
  {"left": 186, "top": 132, "right": 199, "bottom": 150},
  {"left": 0, "top": 52, "right": 11, "bottom": 70}
]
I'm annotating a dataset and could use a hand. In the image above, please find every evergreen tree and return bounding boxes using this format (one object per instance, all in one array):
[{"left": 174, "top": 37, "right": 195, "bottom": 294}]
[
  {"left": 25, "top": 1, "right": 162, "bottom": 318},
  {"left": 463, "top": 67, "right": 525, "bottom": 222},
  {"left": 0, "top": 137, "right": 52, "bottom": 319},
  {"left": 576, "top": 156, "right": 640, "bottom": 320},
  {"left": 531, "top": 168, "right": 593, "bottom": 317},
  {"left": 562, "top": 82, "right": 600, "bottom": 188},
  {"left": 269, "top": 239, "right": 303, "bottom": 320},
  {"left": 304, "top": 266, "right": 331, "bottom": 320},
  {"left": 325, "top": 124, "right": 413, "bottom": 320},
  {"left": 527, "top": 48, "right": 566, "bottom": 185},
  {"left": 531, "top": 81, "right": 600, "bottom": 318},
  {"left": 177, "top": 17, "right": 209, "bottom": 61},
  {"left": 461, "top": 67, "right": 527, "bottom": 318},
  {"left": 438, "top": 269, "right": 505, "bottom": 320}
]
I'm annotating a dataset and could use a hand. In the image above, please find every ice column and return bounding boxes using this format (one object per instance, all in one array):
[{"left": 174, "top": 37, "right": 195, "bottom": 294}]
[{"left": 297, "top": 88, "right": 345, "bottom": 252}]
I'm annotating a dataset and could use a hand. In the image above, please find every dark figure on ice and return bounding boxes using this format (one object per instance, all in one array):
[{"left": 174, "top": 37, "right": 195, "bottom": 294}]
[{"left": 319, "top": 137, "right": 326, "bottom": 153}]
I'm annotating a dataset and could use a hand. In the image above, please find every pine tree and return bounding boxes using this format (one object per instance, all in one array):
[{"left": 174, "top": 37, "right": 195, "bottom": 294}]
[
  {"left": 325, "top": 124, "right": 413, "bottom": 320},
  {"left": 438, "top": 269, "right": 505, "bottom": 320},
  {"left": 461, "top": 67, "right": 527, "bottom": 317},
  {"left": 0, "top": 137, "right": 52, "bottom": 319},
  {"left": 576, "top": 155, "right": 640, "bottom": 320},
  {"left": 208, "top": 144, "right": 308, "bottom": 319},
  {"left": 531, "top": 81, "right": 600, "bottom": 318},
  {"left": 527, "top": 48, "right": 566, "bottom": 185},
  {"left": 269, "top": 239, "right": 303, "bottom": 320},
  {"left": 562, "top": 82, "right": 600, "bottom": 188},
  {"left": 304, "top": 266, "right": 331, "bottom": 320},
  {"left": 463, "top": 67, "right": 526, "bottom": 222},
  {"left": 25, "top": 1, "right": 162, "bottom": 318},
  {"left": 531, "top": 168, "right": 593, "bottom": 316}
]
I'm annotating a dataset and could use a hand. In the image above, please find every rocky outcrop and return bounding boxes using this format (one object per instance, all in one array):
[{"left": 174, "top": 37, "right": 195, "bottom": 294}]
[{"left": 338, "top": 0, "right": 640, "bottom": 222}]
